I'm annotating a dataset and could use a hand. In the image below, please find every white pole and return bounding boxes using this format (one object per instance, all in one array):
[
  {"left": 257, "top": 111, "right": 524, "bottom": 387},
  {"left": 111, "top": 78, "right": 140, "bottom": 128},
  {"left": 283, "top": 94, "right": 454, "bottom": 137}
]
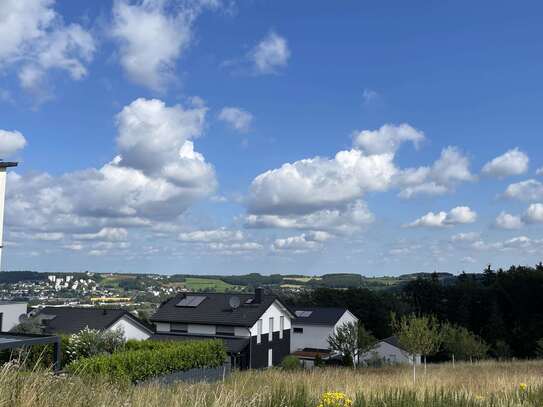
[{"left": 0, "top": 168, "right": 7, "bottom": 270}]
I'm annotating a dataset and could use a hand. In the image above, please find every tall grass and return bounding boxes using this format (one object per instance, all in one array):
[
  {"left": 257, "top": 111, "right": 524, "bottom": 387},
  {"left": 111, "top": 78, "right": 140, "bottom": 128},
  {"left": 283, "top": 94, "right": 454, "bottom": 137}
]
[{"left": 1, "top": 360, "right": 542, "bottom": 406}]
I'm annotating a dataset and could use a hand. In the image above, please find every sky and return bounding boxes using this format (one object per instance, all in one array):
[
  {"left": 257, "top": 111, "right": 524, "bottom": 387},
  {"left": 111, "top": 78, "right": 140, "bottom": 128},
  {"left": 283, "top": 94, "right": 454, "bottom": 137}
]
[{"left": 1, "top": 0, "right": 543, "bottom": 276}]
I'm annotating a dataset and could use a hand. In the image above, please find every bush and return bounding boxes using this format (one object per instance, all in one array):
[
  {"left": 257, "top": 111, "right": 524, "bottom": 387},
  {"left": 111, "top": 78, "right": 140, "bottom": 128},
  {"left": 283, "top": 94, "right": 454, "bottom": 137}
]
[
  {"left": 65, "top": 327, "right": 125, "bottom": 364},
  {"left": 281, "top": 355, "right": 302, "bottom": 371},
  {"left": 67, "top": 339, "right": 226, "bottom": 383}
]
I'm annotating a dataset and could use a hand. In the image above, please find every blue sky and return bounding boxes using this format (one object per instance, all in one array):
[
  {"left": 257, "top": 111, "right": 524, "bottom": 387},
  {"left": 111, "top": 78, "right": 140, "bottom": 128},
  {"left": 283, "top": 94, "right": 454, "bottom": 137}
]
[{"left": 1, "top": 0, "right": 543, "bottom": 275}]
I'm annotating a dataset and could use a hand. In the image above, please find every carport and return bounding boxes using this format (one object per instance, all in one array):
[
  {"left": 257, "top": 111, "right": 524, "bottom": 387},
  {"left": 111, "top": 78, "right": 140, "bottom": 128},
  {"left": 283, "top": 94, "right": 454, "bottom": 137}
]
[{"left": 0, "top": 332, "right": 61, "bottom": 371}]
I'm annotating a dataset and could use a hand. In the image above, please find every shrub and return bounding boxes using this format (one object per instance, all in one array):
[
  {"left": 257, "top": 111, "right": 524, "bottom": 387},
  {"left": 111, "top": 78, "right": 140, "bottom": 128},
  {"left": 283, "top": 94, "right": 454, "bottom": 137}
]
[
  {"left": 67, "top": 339, "right": 226, "bottom": 383},
  {"left": 0, "top": 335, "right": 70, "bottom": 369},
  {"left": 281, "top": 355, "right": 301, "bottom": 371},
  {"left": 65, "top": 327, "right": 125, "bottom": 364}
]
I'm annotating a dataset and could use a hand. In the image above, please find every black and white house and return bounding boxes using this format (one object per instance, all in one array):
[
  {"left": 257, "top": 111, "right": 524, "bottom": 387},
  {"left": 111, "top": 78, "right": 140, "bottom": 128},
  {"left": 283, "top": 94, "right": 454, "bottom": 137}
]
[{"left": 150, "top": 289, "right": 294, "bottom": 369}]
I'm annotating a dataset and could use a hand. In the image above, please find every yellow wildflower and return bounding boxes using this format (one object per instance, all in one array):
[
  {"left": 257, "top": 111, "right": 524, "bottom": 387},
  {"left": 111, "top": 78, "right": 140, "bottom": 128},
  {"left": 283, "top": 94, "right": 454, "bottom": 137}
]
[
  {"left": 316, "top": 392, "right": 353, "bottom": 407},
  {"left": 519, "top": 383, "right": 527, "bottom": 392}
]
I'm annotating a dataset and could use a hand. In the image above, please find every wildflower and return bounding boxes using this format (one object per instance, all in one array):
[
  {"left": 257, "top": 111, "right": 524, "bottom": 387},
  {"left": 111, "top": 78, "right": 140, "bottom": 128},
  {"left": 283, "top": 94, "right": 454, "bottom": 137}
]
[
  {"left": 519, "top": 383, "right": 527, "bottom": 392},
  {"left": 474, "top": 395, "right": 485, "bottom": 401},
  {"left": 316, "top": 392, "right": 353, "bottom": 407}
]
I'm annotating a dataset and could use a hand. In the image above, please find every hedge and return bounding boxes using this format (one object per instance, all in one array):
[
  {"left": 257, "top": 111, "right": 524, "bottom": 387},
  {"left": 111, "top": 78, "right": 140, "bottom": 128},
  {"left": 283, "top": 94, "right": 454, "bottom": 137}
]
[{"left": 67, "top": 339, "right": 227, "bottom": 383}]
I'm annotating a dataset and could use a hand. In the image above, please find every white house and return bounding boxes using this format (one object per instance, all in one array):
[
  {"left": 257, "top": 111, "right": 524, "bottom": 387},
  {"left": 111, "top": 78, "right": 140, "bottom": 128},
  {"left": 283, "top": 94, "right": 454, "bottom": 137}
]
[
  {"left": 0, "top": 302, "right": 27, "bottom": 332},
  {"left": 290, "top": 307, "right": 358, "bottom": 366},
  {"left": 151, "top": 289, "right": 294, "bottom": 369},
  {"left": 34, "top": 307, "right": 152, "bottom": 340},
  {"left": 360, "top": 336, "right": 421, "bottom": 365}
]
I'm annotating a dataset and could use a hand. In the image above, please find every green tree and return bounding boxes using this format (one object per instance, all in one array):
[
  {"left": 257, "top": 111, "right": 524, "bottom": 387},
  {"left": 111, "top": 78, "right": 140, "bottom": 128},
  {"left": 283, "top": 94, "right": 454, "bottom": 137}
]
[
  {"left": 535, "top": 339, "right": 543, "bottom": 358},
  {"left": 442, "top": 323, "right": 488, "bottom": 365},
  {"left": 327, "top": 321, "right": 377, "bottom": 366},
  {"left": 391, "top": 313, "right": 442, "bottom": 382}
]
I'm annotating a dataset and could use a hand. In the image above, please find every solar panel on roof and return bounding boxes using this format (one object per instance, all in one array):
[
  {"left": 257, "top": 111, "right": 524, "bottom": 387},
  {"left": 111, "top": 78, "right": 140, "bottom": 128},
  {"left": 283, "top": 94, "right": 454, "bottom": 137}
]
[
  {"left": 295, "top": 311, "right": 313, "bottom": 317},
  {"left": 176, "top": 295, "right": 207, "bottom": 307}
]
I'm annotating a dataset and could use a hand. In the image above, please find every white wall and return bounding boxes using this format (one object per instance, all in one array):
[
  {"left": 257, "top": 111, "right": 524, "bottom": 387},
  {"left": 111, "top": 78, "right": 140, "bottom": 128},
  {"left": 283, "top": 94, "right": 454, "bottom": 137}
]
[
  {"left": 290, "top": 310, "right": 359, "bottom": 352},
  {"left": 249, "top": 301, "right": 292, "bottom": 336},
  {"left": 360, "top": 341, "right": 421, "bottom": 365},
  {"left": 109, "top": 316, "right": 150, "bottom": 340},
  {"left": 0, "top": 302, "right": 27, "bottom": 332}
]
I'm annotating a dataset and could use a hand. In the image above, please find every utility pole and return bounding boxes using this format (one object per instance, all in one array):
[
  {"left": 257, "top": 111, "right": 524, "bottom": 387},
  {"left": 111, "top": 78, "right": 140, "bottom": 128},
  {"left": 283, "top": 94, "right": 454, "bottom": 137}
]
[{"left": 0, "top": 161, "right": 18, "bottom": 270}]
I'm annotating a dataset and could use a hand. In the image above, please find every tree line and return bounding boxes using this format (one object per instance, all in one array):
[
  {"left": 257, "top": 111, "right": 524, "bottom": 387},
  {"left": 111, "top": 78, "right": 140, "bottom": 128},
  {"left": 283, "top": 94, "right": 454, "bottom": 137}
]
[{"left": 286, "top": 263, "right": 543, "bottom": 359}]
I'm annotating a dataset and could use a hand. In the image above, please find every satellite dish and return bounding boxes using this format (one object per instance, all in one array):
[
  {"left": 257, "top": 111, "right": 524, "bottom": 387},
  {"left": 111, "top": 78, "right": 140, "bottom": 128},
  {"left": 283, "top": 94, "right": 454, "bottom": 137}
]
[
  {"left": 19, "top": 314, "right": 29, "bottom": 323},
  {"left": 229, "top": 296, "right": 241, "bottom": 310}
]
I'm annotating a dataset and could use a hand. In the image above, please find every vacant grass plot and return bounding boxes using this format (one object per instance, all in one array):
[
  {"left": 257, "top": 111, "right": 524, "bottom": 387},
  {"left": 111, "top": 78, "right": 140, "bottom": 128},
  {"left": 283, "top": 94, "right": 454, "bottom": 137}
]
[{"left": 2, "top": 361, "right": 543, "bottom": 407}]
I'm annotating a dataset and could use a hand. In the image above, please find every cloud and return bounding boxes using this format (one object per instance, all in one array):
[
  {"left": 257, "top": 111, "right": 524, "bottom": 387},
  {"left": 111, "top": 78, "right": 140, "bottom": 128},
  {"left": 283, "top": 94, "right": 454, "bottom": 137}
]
[
  {"left": 537, "top": 168, "right": 543, "bottom": 176},
  {"left": 6, "top": 97, "right": 216, "bottom": 254},
  {"left": 251, "top": 31, "right": 290, "bottom": 74},
  {"left": 272, "top": 231, "right": 331, "bottom": 253},
  {"left": 451, "top": 232, "right": 480, "bottom": 242},
  {"left": 353, "top": 123, "right": 424, "bottom": 155},
  {"left": 471, "top": 236, "right": 543, "bottom": 253},
  {"left": 178, "top": 228, "right": 244, "bottom": 243},
  {"left": 245, "top": 200, "right": 374, "bottom": 234},
  {"left": 495, "top": 211, "right": 524, "bottom": 229},
  {"left": 397, "top": 147, "right": 475, "bottom": 198},
  {"left": 524, "top": 203, "right": 543, "bottom": 223},
  {"left": 248, "top": 149, "right": 396, "bottom": 216},
  {"left": 362, "top": 89, "right": 379, "bottom": 105},
  {"left": 218, "top": 107, "right": 253, "bottom": 133},
  {"left": 504, "top": 179, "right": 543, "bottom": 201},
  {"left": 406, "top": 206, "right": 477, "bottom": 228},
  {"left": 0, "top": 130, "right": 27, "bottom": 157},
  {"left": 482, "top": 148, "right": 529, "bottom": 178},
  {"left": 0, "top": 0, "right": 95, "bottom": 98},
  {"left": 111, "top": 0, "right": 217, "bottom": 91}
]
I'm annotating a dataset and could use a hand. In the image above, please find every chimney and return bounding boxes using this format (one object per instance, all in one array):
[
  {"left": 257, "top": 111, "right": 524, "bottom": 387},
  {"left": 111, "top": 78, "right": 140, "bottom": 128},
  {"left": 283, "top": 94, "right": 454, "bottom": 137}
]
[
  {"left": 254, "top": 287, "right": 263, "bottom": 304},
  {"left": 0, "top": 161, "right": 18, "bottom": 270}
]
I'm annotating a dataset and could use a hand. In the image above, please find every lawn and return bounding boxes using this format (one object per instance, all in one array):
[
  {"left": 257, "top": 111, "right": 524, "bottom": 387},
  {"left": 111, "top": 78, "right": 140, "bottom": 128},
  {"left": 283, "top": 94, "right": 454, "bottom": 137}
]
[
  {"left": 3, "top": 361, "right": 543, "bottom": 406},
  {"left": 181, "top": 277, "right": 241, "bottom": 292}
]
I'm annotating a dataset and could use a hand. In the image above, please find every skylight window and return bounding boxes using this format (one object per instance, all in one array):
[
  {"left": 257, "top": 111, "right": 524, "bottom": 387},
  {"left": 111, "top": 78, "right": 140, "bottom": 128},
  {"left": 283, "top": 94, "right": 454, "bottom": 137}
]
[
  {"left": 295, "top": 311, "right": 313, "bottom": 317},
  {"left": 176, "top": 296, "right": 206, "bottom": 307}
]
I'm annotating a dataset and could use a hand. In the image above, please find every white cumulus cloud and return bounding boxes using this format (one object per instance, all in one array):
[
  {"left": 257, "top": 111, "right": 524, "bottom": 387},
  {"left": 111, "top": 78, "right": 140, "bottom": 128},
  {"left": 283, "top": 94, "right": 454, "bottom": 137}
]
[
  {"left": 406, "top": 206, "right": 477, "bottom": 228},
  {"left": 504, "top": 179, "right": 543, "bottom": 201},
  {"left": 178, "top": 228, "right": 244, "bottom": 243},
  {"left": 495, "top": 211, "right": 524, "bottom": 229},
  {"left": 0, "top": 0, "right": 95, "bottom": 98},
  {"left": 524, "top": 203, "right": 543, "bottom": 224},
  {"left": 482, "top": 148, "right": 529, "bottom": 178},
  {"left": 251, "top": 31, "right": 290, "bottom": 74},
  {"left": 218, "top": 107, "right": 253, "bottom": 133},
  {"left": 272, "top": 231, "right": 331, "bottom": 253},
  {"left": 353, "top": 123, "right": 424, "bottom": 155},
  {"left": 0, "top": 130, "right": 27, "bottom": 157}
]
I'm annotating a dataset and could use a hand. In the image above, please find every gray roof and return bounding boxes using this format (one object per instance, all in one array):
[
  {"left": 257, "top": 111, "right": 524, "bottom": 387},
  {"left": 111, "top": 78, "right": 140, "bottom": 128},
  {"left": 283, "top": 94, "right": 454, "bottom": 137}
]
[
  {"left": 150, "top": 332, "right": 249, "bottom": 354},
  {"left": 291, "top": 307, "right": 350, "bottom": 326},
  {"left": 151, "top": 292, "right": 291, "bottom": 327},
  {"left": 0, "top": 162, "right": 18, "bottom": 169},
  {"left": 36, "top": 307, "right": 152, "bottom": 335},
  {"left": 381, "top": 336, "right": 408, "bottom": 352}
]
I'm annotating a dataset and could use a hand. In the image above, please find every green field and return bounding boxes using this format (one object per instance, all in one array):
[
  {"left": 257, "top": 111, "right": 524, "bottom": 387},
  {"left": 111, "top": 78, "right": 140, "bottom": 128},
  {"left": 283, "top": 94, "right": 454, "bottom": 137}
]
[{"left": 181, "top": 277, "right": 242, "bottom": 292}]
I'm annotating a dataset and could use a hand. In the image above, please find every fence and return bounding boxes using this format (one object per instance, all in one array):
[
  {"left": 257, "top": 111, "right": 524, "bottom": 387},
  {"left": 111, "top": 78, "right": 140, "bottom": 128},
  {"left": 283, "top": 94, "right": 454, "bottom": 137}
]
[{"left": 148, "top": 362, "right": 231, "bottom": 385}]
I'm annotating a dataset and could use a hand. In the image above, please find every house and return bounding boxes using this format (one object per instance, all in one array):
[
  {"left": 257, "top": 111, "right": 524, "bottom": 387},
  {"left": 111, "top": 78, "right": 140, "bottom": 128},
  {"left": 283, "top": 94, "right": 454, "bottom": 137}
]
[
  {"left": 360, "top": 336, "right": 421, "bottom": 365},
  {"left": 34, "top": 307, "right": 153, "bottom": 340},
  {"left": 150, "top": 289, "right": 294, "bottom": 369},
  {"left": 0, "top": 301, "right": 27, "bottom": 332},
  {"left": 291, "top": 307, "right": 358, "bottom": 352}
]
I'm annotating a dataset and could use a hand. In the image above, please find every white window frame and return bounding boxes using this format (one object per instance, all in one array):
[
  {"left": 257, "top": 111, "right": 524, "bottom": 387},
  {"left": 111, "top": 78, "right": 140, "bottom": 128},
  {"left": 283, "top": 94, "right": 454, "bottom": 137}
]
[
  {"left": 257, "top": 319, "right": 262, "bottom": 344},
  {"left": 269, "top": 317, "right": 274, "bottom": 341},
  {"left": 268, "top": 348, "right": 273, "bottom": 367},
  {"left": 279, "top": 316, "right": 284, "bottom": 339}
]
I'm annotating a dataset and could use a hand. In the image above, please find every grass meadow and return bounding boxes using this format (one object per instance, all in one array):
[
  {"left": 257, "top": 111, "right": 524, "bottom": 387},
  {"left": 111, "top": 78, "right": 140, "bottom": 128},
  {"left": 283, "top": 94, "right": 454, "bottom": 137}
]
[{"left": 2, "top": 360, "right": 543, "bottom": 406}]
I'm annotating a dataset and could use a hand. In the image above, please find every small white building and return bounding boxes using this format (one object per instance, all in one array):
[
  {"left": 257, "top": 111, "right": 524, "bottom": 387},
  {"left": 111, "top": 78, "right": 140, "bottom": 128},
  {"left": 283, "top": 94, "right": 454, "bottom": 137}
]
[
  {"left": 290, "top": 307, "right": 358, "bottom": 367},
  {"left": 0, "top": 302, "right": 27, "bottom": 332},
  {"left": 360, "top": 336, "right": 421, "bottom": 365},
  {"left": 35, "top": 307, "right": 152, "bottom": 340}
]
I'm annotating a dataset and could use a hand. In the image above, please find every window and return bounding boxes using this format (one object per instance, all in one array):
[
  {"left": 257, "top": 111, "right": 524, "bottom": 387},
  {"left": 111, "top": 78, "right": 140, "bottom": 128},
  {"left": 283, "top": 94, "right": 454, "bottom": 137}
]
[
  {"left": 257, "top": 319, "right": 262, "bottom": 344},
  {"left": 176, "top": 296, "right": 207, "bottom": 307},
  {"left": 0, "top": 313, "right": 3, "bottom": 331},
  {"left": 171, "top": 323, "right": 188, "bottom": 333},
  {"left": 269, "top": 317, "right": 274, "bottom": 341},
  {"left": 268, "top": 348, "right": 273, "bottom": 367},
  {"left": 279, "top": 316, "right": 284, "bottom": 339},
  {"left": 293, "top": 327, "right": 303, "bottom": 334},
  {"left": 216, "top": 325, "right": 235, "bottom": 336}
]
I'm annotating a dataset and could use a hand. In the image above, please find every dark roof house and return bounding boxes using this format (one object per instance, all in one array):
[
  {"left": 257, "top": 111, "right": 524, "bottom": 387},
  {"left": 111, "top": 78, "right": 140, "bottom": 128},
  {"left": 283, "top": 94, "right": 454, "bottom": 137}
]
[
  {"left": 150, "top": 289, "right": 295, "bottom": 370},
  {"left": 291, "top": 307, "right": 352, "bottom": 326},
  {"left": 35, "top": 307, "right": 152, "bottom": 339}
]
